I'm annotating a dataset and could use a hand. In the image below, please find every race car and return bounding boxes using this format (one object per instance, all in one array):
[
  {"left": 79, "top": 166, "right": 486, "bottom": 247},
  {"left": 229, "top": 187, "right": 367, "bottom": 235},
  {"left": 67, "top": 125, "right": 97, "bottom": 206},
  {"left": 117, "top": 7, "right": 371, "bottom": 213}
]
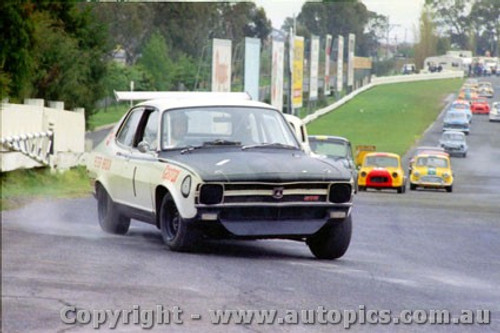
[
  {"left": 357, "top": 152, "right": 406, "bottom": 193},
  {"left": 409, "top": 154, "right": 454, "bottom": 192},
  {"left": 408, "top": 146, "right": 448, "bottom": 175},
  {"left": 478, "top": 82, "right": 494, "bottom": 98},
  {"left": 489, "top": 102, "right": 500, "bottom": 122},
  {"left": 86, "top": 91, "right": 355, "bottom": 260},
  {"left": 470, "top": 97, "right": 490, "bottom": 114}
]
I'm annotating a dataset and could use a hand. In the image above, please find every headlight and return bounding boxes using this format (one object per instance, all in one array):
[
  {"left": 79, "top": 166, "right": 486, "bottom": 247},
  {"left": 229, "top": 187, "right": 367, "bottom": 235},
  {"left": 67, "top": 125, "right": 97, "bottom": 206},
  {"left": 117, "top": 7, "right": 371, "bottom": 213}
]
[
  {"left": 360, "top": 171, "right": 367, "bottom": 177},
  {"left": 392, "top": 172, "right": 398, "bottom": 178},
  {"left": 181, "top": 176, "right": 192, "bottom": 198},
  {"left": 413, "top": 171, "right": 420, "bottom": 178},
  {"left": 443, "top": 172, "right": 450, "bottom": 178},
  {"left": 329, "top": 183, "right": 352, "bottom": 204}
]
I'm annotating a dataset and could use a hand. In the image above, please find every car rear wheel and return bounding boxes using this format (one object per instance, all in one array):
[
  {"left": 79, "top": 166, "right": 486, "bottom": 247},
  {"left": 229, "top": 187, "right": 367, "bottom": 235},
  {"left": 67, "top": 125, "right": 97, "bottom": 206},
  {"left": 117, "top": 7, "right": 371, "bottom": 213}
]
[
  {"left": 96, "top": 185, "right": 130, "bottom": 234},
  {"left": 159, "top": 195, "right": 200, "bottom": 252},
  {"left": 306, "top": 215, "right": 352, "bottom": 260}
]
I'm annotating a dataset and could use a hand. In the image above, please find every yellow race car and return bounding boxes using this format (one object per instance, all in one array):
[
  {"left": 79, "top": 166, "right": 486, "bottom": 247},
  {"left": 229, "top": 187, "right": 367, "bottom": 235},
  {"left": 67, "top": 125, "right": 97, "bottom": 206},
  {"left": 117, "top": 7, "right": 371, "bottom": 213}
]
[
  {"left": 358, "top": 152, "right": 406, "bottom": 193},
  {"left": 409, "top": 154, "right": 454, "bottom": 192}
]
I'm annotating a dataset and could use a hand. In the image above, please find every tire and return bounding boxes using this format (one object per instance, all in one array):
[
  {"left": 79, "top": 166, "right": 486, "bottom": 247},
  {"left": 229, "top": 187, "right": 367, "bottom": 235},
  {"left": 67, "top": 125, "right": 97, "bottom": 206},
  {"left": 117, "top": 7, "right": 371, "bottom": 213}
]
[
  {"left": 397, "top": 184, "right": 405, "bottom": 194},
  {"left": 446, "top": 185, "right": 453, "bottom": 193},
  {"left": 96, "top": 185, "right": 130, "bottom": 234},
  {"left": 159, "top": 194, "right": 200, "bottom": 252},
  {"left": 358, "top": 186, "right": 366, "bottom": 192},
  {"left": 410, "top": 183, "right": 417, "bottom": 191},
  {"left": 463, "top": 152, "right": 467, "bottom": 158},
  {"left": 306, "top": 215, "right": 352, "bottom": 260}
]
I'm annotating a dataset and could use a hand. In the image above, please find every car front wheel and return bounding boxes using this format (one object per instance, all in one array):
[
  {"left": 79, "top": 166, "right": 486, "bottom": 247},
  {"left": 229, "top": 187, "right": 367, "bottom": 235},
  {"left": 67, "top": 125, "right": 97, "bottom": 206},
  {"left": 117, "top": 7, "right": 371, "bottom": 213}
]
[
  {"left": 96, "top": 185, "right": 130, "bottom": 234},
  {"left": 306, "top": 215, "right": 352, "bottom": 260},
  {"left": 159, "top": 195, "right": 200, "bottom": 252}
]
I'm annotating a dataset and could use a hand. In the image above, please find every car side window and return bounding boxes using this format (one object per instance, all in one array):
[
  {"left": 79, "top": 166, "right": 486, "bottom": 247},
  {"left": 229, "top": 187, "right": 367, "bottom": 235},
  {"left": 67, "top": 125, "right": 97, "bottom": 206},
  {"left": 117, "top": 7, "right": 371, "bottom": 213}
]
[
  {"left": 140, "top": 110, "right": 159, "bottom": 150},
  {"left": 116, "top": 108, "right": 145, "bottom": 147}
]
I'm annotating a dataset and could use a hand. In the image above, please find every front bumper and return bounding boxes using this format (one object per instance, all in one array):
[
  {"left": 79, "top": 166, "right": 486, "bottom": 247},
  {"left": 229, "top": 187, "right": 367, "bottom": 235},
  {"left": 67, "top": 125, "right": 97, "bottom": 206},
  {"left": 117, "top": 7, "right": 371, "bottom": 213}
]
[{"left": 190, "top": 204, "right": 352, "bottom": 237}]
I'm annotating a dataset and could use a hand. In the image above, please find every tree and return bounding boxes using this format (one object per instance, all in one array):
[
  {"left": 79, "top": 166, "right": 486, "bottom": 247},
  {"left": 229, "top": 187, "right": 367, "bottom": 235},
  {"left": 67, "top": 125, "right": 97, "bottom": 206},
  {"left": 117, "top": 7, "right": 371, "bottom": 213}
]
[
  {"left": 414, "top": 6, "right": 438, "bottom": 70},
  {"left": 1, "top": 1, "right": 109, "bottom": 122},
  {"left": 469, "top": 0, "right": 500, "bottom": 56},
  {"left": 137, "top": 31, "right": 174, "bottom": 91},
  {"left": 0, "top": 1, "right": 35, "bottom": 100},
  {"left": 425, "top": 0, "right": 473, "bottom": 49},
  {"left": 295, "top": 0, "right": 372, "bottom": 56}
]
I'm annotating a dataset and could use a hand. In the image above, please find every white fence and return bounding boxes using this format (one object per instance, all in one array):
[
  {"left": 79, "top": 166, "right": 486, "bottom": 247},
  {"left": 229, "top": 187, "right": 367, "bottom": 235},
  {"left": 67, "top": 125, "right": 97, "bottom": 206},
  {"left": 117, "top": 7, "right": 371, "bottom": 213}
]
[
  {"left": 1, "top": 99, "right": 85, "bottom": 172},
  {"left": 303, "top": 70, "right": 464, "bottom": 124}
]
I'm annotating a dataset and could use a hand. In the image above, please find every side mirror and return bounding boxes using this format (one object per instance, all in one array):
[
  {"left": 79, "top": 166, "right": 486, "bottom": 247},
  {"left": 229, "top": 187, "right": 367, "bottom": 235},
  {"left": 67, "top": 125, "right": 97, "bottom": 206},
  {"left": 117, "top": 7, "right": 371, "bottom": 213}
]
[{"left": 137, "top": 141, "right": 151, "bottom": 153}]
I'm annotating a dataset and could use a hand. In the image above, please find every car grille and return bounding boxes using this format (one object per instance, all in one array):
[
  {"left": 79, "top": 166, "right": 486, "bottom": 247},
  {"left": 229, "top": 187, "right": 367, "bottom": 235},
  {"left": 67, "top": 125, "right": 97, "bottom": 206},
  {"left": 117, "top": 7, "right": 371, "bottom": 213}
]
[
  {"left": 369, "top": 176, "right": 389, "bottom": 183},
  {"left": 195, "top": 182, "right": 352, "bottom": 206},
  {"left": 421, "top": 176, "right": 444, "bottom": 184}
]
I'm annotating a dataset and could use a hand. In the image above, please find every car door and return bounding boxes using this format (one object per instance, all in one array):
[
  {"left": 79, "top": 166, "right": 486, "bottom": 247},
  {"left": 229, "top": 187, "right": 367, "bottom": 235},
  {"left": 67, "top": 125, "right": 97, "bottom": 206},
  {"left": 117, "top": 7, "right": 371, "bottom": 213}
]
[
  {"left": 128, "top": 109, "right": 159, "bottom": 212},
  {"left": 110, "top": 107, "right": 145, "bottom": 204}
]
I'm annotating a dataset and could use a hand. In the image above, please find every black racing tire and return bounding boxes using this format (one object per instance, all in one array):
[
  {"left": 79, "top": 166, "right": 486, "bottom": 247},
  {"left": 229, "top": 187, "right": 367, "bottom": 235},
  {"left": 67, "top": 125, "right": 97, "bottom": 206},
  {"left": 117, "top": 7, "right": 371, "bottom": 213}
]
[
  {"left": 96, "top": 185, "right": 130, "bottom": 235},
  {"left": 410, "top": 183, "right": 417, "bottom": 191},
  {"left": 463, "top": 152, "right": 467, "bottom": 158},
  {"left": 446, "top": 185, "right": 453, "bottom": 193},
  {"left": 306, "top": 215, "right": 352, "bottom": 260},
  {"left": 159, "top": 194, "right": 200, "bottom": 252}
]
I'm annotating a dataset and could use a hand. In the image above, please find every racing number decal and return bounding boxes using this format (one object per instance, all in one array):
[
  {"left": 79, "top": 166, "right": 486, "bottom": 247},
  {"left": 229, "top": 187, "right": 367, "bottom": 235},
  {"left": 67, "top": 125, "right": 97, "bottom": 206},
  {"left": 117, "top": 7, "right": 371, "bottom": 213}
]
[
  {"left": 94, "top": 156, "right": 112, "bottom": 171},
  {"left": 162, "top": 165, "right": 181, "bottom": 182}
]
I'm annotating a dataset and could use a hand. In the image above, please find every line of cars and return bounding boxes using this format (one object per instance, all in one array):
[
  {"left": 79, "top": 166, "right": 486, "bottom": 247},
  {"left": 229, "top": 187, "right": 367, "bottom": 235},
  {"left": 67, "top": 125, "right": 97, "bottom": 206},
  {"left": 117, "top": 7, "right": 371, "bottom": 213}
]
[{"left": 307, "top": 79, "right": 497, "bottom": 195}]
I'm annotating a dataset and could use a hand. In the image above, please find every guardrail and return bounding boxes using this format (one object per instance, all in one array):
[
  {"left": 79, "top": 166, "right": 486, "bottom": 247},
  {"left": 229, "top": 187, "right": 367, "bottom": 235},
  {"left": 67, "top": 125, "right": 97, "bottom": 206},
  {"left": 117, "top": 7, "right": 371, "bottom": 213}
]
[{"left": 303, "top": 71, "right": 464, "bottom": 125}]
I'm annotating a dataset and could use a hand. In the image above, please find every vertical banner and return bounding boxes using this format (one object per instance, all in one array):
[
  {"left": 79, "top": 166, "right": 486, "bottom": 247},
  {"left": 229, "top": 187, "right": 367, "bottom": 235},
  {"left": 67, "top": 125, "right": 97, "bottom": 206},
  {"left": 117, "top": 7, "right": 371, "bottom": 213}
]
[
  {"left": 309, "top": 35, "right": 320, "bottom": 101},
  {"left": 336, "top": 36, "right": 344, "bottom": 93},
  {"left": 292, "top": 36, "right": 304, "bottom": 108},
  {"left": 244, "top": 37, "right": 261, "bottom": 100},
  {"left": 212, "top": 38, "right": 232, "bottom": 92},
  {"left": 324, "top": 34, "right": 332, "bottom": 96},
  {"left": 271, "top": 40, "right": 285, "bottom": 111},
  {"left": 347, "top": 33, "right": 355, "bottom": 88}
]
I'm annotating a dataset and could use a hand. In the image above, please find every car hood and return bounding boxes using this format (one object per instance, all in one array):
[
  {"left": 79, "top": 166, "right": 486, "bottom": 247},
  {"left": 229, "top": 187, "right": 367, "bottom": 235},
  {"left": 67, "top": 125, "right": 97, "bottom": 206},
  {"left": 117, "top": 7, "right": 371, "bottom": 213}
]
[{"left": 159, "top": 148, "right": 352, "bottom": 182}]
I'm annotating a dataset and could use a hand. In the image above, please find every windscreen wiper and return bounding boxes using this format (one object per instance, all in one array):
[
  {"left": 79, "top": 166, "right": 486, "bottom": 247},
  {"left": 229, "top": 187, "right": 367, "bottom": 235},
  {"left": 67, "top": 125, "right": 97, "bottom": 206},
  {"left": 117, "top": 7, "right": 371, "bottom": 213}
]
[{"left": 241, "top": 142, "right": 298, "bottom": 150}]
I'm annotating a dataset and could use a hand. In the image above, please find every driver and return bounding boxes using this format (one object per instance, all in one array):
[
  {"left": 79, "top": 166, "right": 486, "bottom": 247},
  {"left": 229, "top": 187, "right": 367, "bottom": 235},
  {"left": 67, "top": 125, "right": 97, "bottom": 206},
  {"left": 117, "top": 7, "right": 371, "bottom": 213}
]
[{"left": 165, "top": 111, "right": 188, "bottom": 147}]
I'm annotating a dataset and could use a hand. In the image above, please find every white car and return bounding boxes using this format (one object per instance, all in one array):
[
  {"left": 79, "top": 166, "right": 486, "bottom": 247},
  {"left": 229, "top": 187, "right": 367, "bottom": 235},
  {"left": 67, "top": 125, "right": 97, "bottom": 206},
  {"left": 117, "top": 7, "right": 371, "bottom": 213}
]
[
  {"left": 490, "top": 102, "right": 500, "bottom": 122},
  {"left": 87, "top": 92, "right": 355, "bottom": 259}
]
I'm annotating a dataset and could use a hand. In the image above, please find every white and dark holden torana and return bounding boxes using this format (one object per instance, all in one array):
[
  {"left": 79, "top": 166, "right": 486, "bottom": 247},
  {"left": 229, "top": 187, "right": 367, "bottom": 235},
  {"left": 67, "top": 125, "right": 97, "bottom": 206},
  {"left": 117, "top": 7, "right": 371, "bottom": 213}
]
[{"left": 87, "top": 93, "right": 355, "bottom": 259}]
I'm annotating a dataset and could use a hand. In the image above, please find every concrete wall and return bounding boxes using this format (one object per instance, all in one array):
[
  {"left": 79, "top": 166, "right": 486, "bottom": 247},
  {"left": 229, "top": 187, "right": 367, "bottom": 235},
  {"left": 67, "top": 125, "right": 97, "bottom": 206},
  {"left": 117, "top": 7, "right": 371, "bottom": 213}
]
[{"left": 1, "top": 100, "right": 85, "bottom": 172}]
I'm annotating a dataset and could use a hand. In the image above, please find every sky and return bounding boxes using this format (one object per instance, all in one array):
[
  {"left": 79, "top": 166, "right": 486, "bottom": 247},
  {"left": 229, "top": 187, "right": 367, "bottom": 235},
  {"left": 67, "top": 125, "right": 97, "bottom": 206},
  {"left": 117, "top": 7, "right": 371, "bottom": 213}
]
[{"left": 252, "top": 0, "right": 425, "bottom": 44}]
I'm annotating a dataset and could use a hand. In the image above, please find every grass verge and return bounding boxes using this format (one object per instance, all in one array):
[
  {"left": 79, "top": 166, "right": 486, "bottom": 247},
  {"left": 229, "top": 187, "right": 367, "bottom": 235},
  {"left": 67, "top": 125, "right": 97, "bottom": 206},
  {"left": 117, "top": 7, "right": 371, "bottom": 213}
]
[
  {"left": 307, "top": 79, "right": 464, "bottom": 157},
  {"left": 88, "top": 103, "right": 129, "bottom": 130},
  {"left": 1, "top": 166, "right": 91, "bottom": 211}
]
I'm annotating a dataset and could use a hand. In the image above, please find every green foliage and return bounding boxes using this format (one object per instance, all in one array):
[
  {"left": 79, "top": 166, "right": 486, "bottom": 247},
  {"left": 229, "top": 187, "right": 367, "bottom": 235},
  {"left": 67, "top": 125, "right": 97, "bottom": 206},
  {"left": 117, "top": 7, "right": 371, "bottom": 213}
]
[
  {"left": 0, "top": 1, "right": 110, "bottom": 122},
  {"left": 307, "top": 79, "right": 463, "bottom": 157},
  {"left": 88, "top": 103, "right": 129, "bottom": 130},
  {"left": 137, "top": 31, "right": 173, "bottom": 91}
]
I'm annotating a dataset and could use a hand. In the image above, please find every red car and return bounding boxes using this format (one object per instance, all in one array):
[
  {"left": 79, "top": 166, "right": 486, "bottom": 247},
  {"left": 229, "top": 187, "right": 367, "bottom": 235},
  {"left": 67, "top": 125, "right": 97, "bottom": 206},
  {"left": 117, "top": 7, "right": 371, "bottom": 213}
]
[{"left": 470, "top": 98, "right": 490, "bottom": 114}]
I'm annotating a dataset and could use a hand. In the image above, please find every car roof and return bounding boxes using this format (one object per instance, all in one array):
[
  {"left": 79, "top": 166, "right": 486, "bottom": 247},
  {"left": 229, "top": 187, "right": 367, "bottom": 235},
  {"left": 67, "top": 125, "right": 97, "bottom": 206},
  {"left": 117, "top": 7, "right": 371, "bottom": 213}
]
[
  {"left": 365, "top": 152, "right": 400, "bottom": 158},
  {"left": 308, "top": 135, "right": 350, "bottom": 143},
  {"left": 415, "top": 153, "right": 450, "bottom": 160},
  {"left": 135, "top": 97, "right": 279, "bottom": 111}
]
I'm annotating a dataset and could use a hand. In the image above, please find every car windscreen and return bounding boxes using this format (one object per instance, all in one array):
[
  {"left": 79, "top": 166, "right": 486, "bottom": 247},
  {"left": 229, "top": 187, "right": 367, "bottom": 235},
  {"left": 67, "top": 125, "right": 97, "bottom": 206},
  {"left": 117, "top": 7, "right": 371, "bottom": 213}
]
[
  {"left": 445, "top": 112, "right": 467, "bottom": 121},
  {"left": 364, "top": 156, "right": 399, "bottom": 168},
  {"left": 160, "top": 106, "right": 299, "bottom": 150},
  {"left": 442, "top": 133, "right": 464, "bottom": 142},
  {"left": 309, "top": 140, "right": 347, "bottom": 158},
  {"left": 416, "top": 156, "right": 448, "bottom": 168}
]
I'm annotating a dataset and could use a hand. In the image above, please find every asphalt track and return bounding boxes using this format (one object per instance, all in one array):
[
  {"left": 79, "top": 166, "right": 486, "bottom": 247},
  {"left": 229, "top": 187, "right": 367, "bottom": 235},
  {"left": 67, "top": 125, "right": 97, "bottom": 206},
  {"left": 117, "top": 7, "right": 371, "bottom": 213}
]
[{"left": 2, "top": 76, "right": 500, "bottom": 332}]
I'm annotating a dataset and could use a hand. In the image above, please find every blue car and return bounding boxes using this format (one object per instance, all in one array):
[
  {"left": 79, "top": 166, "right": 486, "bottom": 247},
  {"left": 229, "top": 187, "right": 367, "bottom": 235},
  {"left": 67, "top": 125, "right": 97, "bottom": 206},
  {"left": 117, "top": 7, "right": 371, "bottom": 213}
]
[
  {"left": 449, "top": 102, "right": 472, "bottom": 123},
  {"left": 443, "top": 110, "right": 470, "bottom": 135}
]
